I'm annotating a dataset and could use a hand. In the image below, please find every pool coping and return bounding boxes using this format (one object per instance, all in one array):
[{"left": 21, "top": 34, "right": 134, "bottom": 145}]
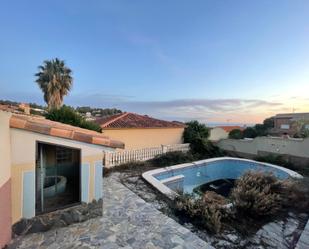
[{"left": 142, "top": 156, "right": 303, "bottom": 198}]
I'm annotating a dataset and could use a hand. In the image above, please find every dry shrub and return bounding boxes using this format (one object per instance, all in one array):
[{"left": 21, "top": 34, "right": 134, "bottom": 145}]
[
  {"left": 148, "top": 151, "right": 195, "bottom": 167},
  {"left": 174, "top": 191, "right": 227, "bottom": 233},
  {"left": 281, "top": 177, "right": 309, "bottom": 211},
  {"left": 104, "top": 151, "right": 196, "bottom": 177},
  {"left": 103, "top": 161, "right": 150, "bottom": 176},
  {"left": 230, "top": 171, "right": 283, "bottom": 217},
  {"left": 203, "top": 191, "right": 228, "bottom": 206}
]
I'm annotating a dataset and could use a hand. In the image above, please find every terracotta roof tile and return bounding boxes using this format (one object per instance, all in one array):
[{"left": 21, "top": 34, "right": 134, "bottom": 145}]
[
  {"left": 92, "top": 136, "right": 111, "bottom": 146},
  {"left": 10, "top": 114, "right": 124, "bottom": 149},
  {"left": 50, "top": 127, "right": 73, "bottom": 138},
  {"left": 25, "top": 121, "right": 51, "bottom": 134},
  {"left": 72, "top": 131, "right": 93, "bottom": 144},
  {"left": 95, "top": 112, "right": 185, "bottom": 129},
  {"left": 9, "top": 116, "right": 27, "bottom": 129}
]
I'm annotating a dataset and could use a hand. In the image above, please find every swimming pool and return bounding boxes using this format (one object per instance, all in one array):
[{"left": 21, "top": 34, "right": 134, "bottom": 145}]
[{"left": 142, "top": 157, "right": 302, "bottom": 198}]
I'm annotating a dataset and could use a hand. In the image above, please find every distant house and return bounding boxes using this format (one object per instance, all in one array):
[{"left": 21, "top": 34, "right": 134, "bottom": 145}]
[
  {"left": 209, "top": 126, "right": 245, "bottom": 141},
  {"left": 0, "top": 110, "right": 124, "bottom": 248},
  {"left": 271, "top": 112, "right": 309, "bottom": 136},
  {"left": 95, "top": 112, "right": 185, "bottom": 149},
  {"left": 0, "top": 103, "right": 45, "bottom": 116}
]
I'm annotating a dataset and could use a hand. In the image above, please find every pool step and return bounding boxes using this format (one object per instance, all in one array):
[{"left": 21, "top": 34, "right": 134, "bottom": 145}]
[{"left": 160, "top": 175, "right": 185, "bottom": 193}]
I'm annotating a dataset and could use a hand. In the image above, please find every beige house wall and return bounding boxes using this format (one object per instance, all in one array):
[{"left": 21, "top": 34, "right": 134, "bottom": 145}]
[
  {"left": 209, "top": 128, "right": 228, "bottom": 141},
  {"left": 10, "top": 128, "right": 112, "bottom": 224},
  {"left": 0, "top": 111, "right": 12, "bottom": 186},
  {"left": 0, "top": 111, "right": 12, "bottom": 248},
  {"left": 218, "top": 136, "right": 309, "bottom": 158},
  {"left": 102, "top": 128, "right": 184, "bottom": 149}
]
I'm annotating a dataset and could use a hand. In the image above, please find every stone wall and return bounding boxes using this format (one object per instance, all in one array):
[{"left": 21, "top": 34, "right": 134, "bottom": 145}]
[
  {"left": 218, "top": 137, "right": 309, "bottom": 158},
  {"left": 218, "top": 137, "right": 309, "bottom": 166},
  {"left": 12, "top": 199, "right": 102, "bottom": 237}
]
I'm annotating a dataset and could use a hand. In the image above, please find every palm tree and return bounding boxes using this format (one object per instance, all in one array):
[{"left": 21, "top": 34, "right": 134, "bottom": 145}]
[{"left": 35, "top": 58, "right": 73, "bottom": 110}]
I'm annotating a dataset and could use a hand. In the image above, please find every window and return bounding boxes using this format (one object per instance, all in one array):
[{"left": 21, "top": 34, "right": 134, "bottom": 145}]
[
  {"left": 280, "top": 124, "right": 290, "bottom": 130},
  {"left": 56, "top": 147, "right": 73, "bottom": 164}
]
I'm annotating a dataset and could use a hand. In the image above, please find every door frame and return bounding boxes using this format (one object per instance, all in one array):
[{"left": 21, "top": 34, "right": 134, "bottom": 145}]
[{"left": 35, "top": 140, "right": 82, "bottom": 215}]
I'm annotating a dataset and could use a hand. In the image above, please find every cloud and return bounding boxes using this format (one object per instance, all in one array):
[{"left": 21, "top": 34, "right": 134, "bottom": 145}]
[
  {"left": 3, "top": 89, "right": 302, "bottom": 124},
  {"left": 121, "top": 98, "right": 282, "bottom": 113},
  {"left": 64, "top": 94, "right": 285, "bottom": 124},
  {"left": 122, "top": 98, "right": 283, "bottom": 124}
]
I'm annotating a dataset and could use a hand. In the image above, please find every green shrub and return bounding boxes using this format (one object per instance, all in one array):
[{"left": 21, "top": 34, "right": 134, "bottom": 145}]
[
  {"left": 228, "top": 118, "right": 273, "bottom": 139},
  {"left": 230, "top": 171, "right": 283, "bottom": 217},
  {"left": 45, "top": 106, "right": 102, "bottom": 132},
  {"left": 263, "top": 117, "right": 274, "bottom": 129},
  {"left": 190, "top": 138, "right": 224, "bottom": 159},
  {"left": 174, "top": 192, "right": 227, "bottom": 233},
  {"left": 294, "top": 129, "right": 309, "bottom": 138},
  {"left": 254, "top": 124, "right": 268, "bottom": 136},
  {"left": 243, "top": 127, "right": 258, "bottom": 138},
  {"left": 229, "top": 129, "right": 243, "bottom": 139},
  {"left": 183, "top": 120, "right": 210, "bottom": 143}
]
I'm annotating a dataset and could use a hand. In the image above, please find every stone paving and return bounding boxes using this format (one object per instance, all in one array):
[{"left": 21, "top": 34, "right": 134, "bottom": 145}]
[
  {"left": 296, "top": 220, "right": 309, "bottom": 249},
  {"left": 8, "top": 174, "right": 213, "bottom": 249}
]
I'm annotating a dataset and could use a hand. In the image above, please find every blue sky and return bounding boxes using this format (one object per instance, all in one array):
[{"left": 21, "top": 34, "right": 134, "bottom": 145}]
[{"left": 1, "top": 0, "right": 309, "bottom": 124}]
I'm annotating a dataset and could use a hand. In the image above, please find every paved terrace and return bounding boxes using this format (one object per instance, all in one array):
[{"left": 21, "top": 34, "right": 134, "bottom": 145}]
[{"left": 8, "top": 174, "right": 213, "bottom": 249}]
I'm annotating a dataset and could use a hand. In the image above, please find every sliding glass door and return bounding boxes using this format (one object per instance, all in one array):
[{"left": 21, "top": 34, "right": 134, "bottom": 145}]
[{"left": 36, "top": 142, "right": 81, "bottom": 214}]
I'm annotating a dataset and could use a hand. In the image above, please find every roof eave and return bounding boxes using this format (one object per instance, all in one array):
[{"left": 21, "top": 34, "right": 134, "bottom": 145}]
[{"left": 9, "top": 114, "right": 125, "bottom": 149}]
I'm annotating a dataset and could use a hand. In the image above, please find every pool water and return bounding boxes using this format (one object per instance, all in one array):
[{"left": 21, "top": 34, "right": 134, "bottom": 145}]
[{"left": 150, "top": 158, "right": 301, "bottom": 196}]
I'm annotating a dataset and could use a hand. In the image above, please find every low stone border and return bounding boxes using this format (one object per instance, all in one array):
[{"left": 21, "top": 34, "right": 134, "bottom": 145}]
[{"left": 12, "top": 199, "right": 102, "bottom": 237}]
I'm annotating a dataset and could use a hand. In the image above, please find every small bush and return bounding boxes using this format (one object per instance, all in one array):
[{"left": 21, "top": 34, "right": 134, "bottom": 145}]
[
  {"left": 183, "top": 120, "right": 210, "bottom": 143},
  {"left": 281, "top": 177, "right": 309, "bottom": 211},
  {"left": 104, "top": 151, "right": 195, "bottom": 177},
  {"left": 202, "top": 191, "right": 228, "bottom": 206},
  {"left": 45, "top": 106, "right": 102, "bottom": 132},
  {"left": 255, "top": 154, "right": 290, "bottom": 167},
  {"left": 243, "top": 127, "right": 258, "bottom": 138},
  {"left": 148, "top": 151, "right": 195, "bottom": 167},
  {"left": 255, "top": 154, "right": 309, "bottom": 176},
  {"left": 103, "top": 161, "right": 150, "bottom": 176},
  {"left": 229, "top": 129, "right": 243, "bottom": 139},
  {"left": 230, "top": 171, "right": 283, "bottom": 217},
  {"left": 174, "top": 193, "right": 227, "bottom": 233},
  {"left": 190, "top": 138, "right": 224, "bottom": 159}
]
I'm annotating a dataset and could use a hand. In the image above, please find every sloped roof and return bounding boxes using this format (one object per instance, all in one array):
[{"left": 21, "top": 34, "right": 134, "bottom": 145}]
[
  {"left": 10, "top": 114, "right": 124, "bottom": 149},
  {"left": 217, "top": 126, "right": 245, "bottom": 133},
  {"left": 95, "top": 112, "right": 185, "bottom": 129}
]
